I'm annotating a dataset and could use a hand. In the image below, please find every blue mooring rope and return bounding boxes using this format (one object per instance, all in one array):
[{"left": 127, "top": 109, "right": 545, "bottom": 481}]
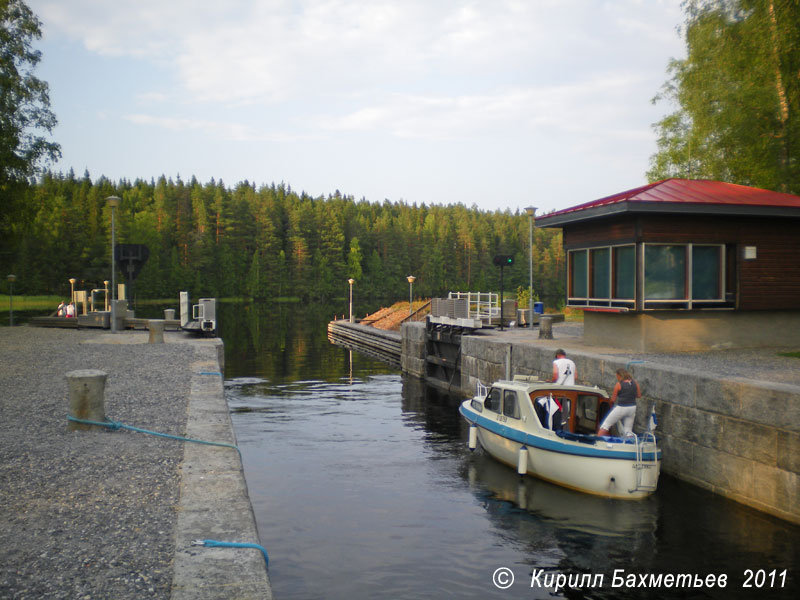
[
  {"left": 66, "top": 415, "right": 241, "bottom": 458},
  {"left": 193, "top": 539, "right": 269, "bottom": 568}
]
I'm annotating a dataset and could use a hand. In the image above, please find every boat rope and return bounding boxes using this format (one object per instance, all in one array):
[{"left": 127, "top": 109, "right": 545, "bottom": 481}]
[
  {"left": 192, "top": 539, "right": 269, "bottom": 568},
  {"left": 66, "top": 415, "right": 241, "bottom": 458},
  {"left": 199, "top": 371, "right": 222, "bottom": 376}
]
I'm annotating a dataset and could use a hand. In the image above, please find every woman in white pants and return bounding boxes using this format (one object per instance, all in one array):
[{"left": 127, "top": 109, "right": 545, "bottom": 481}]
[{"left": 598, "top": 368, "right": 640, "bottom": 436}]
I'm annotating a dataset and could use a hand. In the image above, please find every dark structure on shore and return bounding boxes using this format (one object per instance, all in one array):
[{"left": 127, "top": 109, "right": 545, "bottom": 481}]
[{"left": 536, "top": 178, "right": 800, "bottom": 351}]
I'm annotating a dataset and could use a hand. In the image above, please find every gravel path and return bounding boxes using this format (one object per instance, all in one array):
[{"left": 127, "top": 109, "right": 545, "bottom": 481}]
[{"left": 0, "top": 327, "right": 197, "bottom": 599}]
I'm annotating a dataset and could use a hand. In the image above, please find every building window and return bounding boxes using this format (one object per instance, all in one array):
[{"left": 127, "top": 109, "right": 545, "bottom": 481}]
[
  {"left": 567, "top": 243, "right": 727, "bottom": 310},
  {"left": 569, "top": 249, "right": 588, "bottom": 299},
  {"left": 590, "top": 248, "right": 610, "bottom": 298},
  {"left": 643, "top": 243, "right": 725, "bottom": 308},
  {"left": 568, "top": 244, "right": 634, "bottom": 308},
  {"left": 613, "top": 245, "right": 635, "bottom": 299},
  {"left": 692, "top": 245, "right": 722, "bottom": 299},
  {"left": 644, "top": 244, "right": 686, "bottom": 300}
]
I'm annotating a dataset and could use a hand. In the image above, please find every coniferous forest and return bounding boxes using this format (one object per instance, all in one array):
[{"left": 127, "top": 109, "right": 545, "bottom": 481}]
[
  {"left": 6, "top": 0, "right": 798, "bottom": 310},
  {"left": 1, "top": 170, "right": 565, "bottom": 307}
]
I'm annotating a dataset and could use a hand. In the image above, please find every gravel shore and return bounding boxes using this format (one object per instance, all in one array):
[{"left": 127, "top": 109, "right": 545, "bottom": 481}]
[{"left": 0, "top": 327, "right": 197, "bottom": 599}]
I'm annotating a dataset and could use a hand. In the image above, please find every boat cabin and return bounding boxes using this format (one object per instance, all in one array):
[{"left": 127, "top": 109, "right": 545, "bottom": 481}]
[{"left": 476, "top": 378, "right": 612, "bottom": 436}]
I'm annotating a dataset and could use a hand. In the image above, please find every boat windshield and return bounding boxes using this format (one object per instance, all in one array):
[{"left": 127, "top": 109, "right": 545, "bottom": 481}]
[{"left": 485, "top": 388, "right": 502, "bottom": 412}]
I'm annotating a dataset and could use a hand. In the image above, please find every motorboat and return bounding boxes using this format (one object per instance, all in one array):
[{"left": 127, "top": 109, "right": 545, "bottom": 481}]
[{"left": 459, "top": 375, "right": 660, "bottom": 499}]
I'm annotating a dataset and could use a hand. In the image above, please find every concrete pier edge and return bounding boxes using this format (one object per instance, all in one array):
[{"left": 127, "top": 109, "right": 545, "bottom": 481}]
[{"left": 170, "top": 338, "right": 273, "bottom": 599}]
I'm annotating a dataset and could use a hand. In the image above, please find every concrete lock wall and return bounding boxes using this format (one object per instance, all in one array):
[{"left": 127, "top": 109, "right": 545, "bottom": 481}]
[
  {"left": 401, "top": 322, "right": 427, "bottom": 378},
  {"left": 454, "top": 335, "right": 800, "bottom": 525}
]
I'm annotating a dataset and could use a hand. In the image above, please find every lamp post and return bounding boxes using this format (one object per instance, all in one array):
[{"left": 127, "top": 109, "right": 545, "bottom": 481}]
[
  {"left": 106, "top": 196, "right": 121, "bottom": 333},
  {"left": 406, "top": 275, "right": 416, "bottom": 315},
  {"left": 69, "top": 277, "right": 76, "bottom": 308},
  {"left": 525, "top": 206, "right": 537, "bottom": 328},
  {"left": 7, "top": 274, "right": 16, "bottom": 326},
  {"left": 348, "top": 278, "right": 355, "bottom": 323},
  {"left": 103, "top": 280, "right": 110, "bottom": 312}
]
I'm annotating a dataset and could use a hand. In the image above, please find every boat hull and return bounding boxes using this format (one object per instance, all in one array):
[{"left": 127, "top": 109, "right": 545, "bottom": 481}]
[{"left": 461, "top": 403, "right": 660, "bottom": 499}]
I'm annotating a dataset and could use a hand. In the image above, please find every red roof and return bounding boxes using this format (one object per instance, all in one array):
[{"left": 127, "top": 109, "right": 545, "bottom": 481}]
[{"left": 538, "top": 178, "right": 800, "bottom": 226}]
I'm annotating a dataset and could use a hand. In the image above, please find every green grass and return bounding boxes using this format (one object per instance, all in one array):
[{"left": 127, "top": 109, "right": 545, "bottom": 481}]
[
  {"left": 0, "top": 295, "right": 62, "bottom": 310},
  {"left": 778, "top": 351, "right": 800, "bottom": 359}
]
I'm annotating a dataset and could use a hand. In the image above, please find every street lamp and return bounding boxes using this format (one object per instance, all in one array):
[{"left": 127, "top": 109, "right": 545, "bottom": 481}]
[
  {"left": 406, "top": 275, "right": 416, "bottom": 315},
  {"left": 525, "top": 206, "right": 537, "bottom": 328},
  {"left": 348, "top": 278, "right": 355, "bottom": 323},
  {"left": 103, "top": 280, "right": 110, "bottom": 312},
  {"left": 69, "top": 277, "right": 76, "bottom": 308},
  {"left": 106, "top": 195, "right": 121, "bottom": 333},
  {"left": 7, "top": 274, "right": 16, "bottom": 326}
]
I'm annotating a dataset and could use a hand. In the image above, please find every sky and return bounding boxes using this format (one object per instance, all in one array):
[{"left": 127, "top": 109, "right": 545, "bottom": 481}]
[{"left": 27, "top": 0, "right": 686, "bottom": 214}]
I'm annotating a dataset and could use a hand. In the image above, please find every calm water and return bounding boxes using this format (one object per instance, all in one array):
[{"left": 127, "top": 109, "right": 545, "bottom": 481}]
[
  {"left": 215, "top": 303, "right": 800, "bottom": 600},
  {"left": 5, "top": 302, "right": 798, "bottom": 598}
]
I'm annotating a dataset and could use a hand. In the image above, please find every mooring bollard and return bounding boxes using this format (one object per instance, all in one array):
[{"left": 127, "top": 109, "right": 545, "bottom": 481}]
[
  {"left": 66, "top": 369, "right": 107, "bottom": 431},
  {"left": 148, "top": 319, "right": 165, "bottom": 343},
  {"left": 539, "top": 316, "right": 554, "bottom": 339},
  {"left": 164, "top": 308, "right": 175, "bottom": 321}
]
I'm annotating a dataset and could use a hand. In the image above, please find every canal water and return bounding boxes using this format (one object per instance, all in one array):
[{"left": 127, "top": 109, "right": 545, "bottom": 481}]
[
  {"left": 214, "top": 303, "right": 800, "bottom": 600},
  {"left": 4, "top": 301, "right": 797, "bottom": 598}
]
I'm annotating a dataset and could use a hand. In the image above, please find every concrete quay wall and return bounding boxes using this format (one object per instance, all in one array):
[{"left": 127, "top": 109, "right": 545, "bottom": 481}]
[
  {"left": 171, "top": 337, "right": 273, "bottom": 599},
  {"left": 453, "top": 334, "right": 800, "bottom": 525}
]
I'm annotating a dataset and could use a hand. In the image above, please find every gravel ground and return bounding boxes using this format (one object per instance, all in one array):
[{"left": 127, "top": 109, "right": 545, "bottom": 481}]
[
  {"left": 483, "top": 321, "right": 800, "bottom": 387},
  {"left": 0, "top": 327, "right": 197, "bottom": 599}
]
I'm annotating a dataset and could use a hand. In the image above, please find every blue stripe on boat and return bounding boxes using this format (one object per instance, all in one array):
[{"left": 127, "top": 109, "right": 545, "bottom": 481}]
[{"left": 459, "top": 404, "right": 661, "bottom": 461}]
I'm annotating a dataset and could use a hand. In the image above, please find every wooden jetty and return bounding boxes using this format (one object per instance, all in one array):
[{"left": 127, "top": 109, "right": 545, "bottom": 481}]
[{"left": 327, "top": 320, "right": 401, "bottom": 368}]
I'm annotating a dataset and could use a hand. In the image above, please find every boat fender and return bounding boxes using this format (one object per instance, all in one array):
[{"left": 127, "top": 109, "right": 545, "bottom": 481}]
[
  {"left": 468, "top": 425, "right": 478, "bottom": 451},
  {"left": 517, "top": 445, "right": 528, "bottom": 476},
  {"left": 468, "top": 425, "right": 478, "bottom": 450}
]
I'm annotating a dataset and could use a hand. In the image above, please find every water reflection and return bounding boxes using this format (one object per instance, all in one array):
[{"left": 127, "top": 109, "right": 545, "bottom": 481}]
[
  {"left": 465, "top": 452, "right": 659, "bottom": 538},
  {"left": 220, "top": 302, "right": 798, "bottom": 599}
]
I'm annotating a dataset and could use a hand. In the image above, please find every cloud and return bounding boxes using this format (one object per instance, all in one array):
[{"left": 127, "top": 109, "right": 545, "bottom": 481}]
[
  {"left": 32, "top": 0, "right": 683, "bottom": 105},
  {"left": 124, "top": 113, "right": 318, "bottom": 142},
  {"left": 314, "top": 71, "right": 656, "bottom": 141}
]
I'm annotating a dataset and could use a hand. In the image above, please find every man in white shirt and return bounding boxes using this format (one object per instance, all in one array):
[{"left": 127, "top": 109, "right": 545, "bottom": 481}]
[{"left": 552, "top": 349, "right": 576, "bottom": 385}]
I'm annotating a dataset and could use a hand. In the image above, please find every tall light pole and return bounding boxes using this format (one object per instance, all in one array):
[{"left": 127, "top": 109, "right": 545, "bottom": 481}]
[
  {"left": 406, "top": 275, "right": 416, "bottom": 315},
  {"left": 525, "top": 206, "right": 537, "bottom": 328},
  {"left": 69, "top": 277, "right": 76, "bottom": 308},
  {"left": 106, "top": 196, "right": 121, "bottom": 333},
  {"left": 348, "top": 278, "right": 355, "bottom": 323},
  {"left": 7, "top": 274, "right": 16, "bottom": 326}
]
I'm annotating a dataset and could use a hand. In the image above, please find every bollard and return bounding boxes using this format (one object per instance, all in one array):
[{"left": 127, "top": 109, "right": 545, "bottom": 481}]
[
  {"left": 66, "top": 369, "right": 107, "bottom": 431},
  {"left": 164, "top": 308, "right": 175, "bottom": 321},
  {"left": 539, "top": 315, "right": 553, "bottom": 339},
  {"left": 148, "top": 319, "right": 165, "bottom": 343}
]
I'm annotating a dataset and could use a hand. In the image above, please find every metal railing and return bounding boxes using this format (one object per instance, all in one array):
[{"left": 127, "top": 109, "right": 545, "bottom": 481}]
[{"left": 430, "top": 292, "right": 499, "bottom": 325}]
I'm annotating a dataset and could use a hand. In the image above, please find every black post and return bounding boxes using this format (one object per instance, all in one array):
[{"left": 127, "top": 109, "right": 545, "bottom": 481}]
[
  {"left": 493, "top": 254, "right": 514, "bottom": 331},
  {"left": 499, "top": 265, "right": 504, "bottom": 331}
]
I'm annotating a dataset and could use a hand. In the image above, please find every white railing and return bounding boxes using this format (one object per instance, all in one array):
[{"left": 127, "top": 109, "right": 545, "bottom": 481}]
[{"left": 447, "top": 292, "right": 499, "bottom": 321}]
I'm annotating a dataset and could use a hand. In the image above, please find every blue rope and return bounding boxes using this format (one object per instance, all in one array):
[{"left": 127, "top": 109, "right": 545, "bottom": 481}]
[
  {"left": 194, "top": 539, "right": 269, "bottom": 568},
  {"left": 199, "top": 371, "right": 222, "bottom": 376},
  {"left": 66, "top": 415, "right": 241, "bottom": 458}
]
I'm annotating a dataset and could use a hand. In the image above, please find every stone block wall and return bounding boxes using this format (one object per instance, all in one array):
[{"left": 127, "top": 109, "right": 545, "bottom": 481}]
[
  {"left": 401, "top": 322, "right": 427, "bottom": 378},
  {"left": 455, "top": 334, "right": 800, "bottom": 525}
]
